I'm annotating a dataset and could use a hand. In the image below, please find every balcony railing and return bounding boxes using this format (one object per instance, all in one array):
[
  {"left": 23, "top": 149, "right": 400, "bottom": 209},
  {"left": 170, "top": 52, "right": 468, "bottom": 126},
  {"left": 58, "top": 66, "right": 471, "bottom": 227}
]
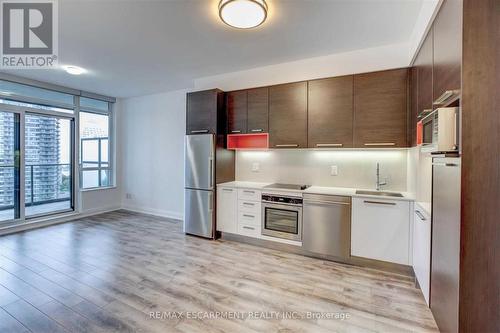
[{"left": 0, "top": 163, "right": 71, "bottom": 211}]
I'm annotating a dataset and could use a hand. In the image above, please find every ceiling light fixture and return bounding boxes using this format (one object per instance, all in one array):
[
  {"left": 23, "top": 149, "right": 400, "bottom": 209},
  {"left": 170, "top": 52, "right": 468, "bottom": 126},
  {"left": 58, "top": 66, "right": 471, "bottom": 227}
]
[
  {"left": 219, "top": 0, "right": 268, "bottom": 29},
  {"left": 62, "top": 65, "right": 86, "bottom": 75}
]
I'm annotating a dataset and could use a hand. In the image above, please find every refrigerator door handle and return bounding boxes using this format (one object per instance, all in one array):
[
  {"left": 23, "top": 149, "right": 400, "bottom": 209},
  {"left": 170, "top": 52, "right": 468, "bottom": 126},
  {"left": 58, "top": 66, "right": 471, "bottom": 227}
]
[
  {"left": 209, "top": 192, "right": 213, "bottom": 211},
  {"left": 209, "top": 157, "right": 213, "bottom": 189}
]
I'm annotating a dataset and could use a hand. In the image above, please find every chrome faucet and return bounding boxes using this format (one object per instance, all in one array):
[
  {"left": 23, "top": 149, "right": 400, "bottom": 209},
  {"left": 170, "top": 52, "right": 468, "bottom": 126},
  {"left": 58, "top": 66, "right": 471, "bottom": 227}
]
[{"left": 376, "top": 163, "right": 387, "bottom": 191}]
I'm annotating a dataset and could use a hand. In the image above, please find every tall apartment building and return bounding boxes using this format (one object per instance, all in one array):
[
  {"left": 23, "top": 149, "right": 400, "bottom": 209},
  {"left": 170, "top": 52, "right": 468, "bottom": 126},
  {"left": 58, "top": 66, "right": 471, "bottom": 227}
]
[{"left": 0, "top": 112, "right": 61, "bottom": 208}]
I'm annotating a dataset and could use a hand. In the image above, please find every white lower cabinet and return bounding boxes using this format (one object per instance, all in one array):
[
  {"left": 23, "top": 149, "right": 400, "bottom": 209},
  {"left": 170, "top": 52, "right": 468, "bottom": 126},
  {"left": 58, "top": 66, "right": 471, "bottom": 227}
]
[
  {"left": 351, "top": 197, "right": 411, "bottom": 265},
  {"left": 238, "top": 210, "right": 260, "bottom": 226},
  {"left": 237, "top": 188, "right": 261, "bottom": 202},
  {"left": 216, "top": 186, "right": 262, "bottom": 239},
  {"left": 238, "top": 223, "right": 261, "bottom": 238},
  {"left": 412, "top": 205, "right": 431, "bottom": 305},
  {"left": 237, "top": 189, "right": 262, "bottom": 238},
  {"left": 216, "top": 187, "right": 237, "bottom": 234}
]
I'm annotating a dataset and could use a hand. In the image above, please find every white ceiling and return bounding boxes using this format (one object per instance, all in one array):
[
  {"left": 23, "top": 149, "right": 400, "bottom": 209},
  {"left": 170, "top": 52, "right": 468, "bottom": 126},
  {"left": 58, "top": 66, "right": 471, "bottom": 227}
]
[{"left": 2, "top": 0, "right": 426, "bottom": 98}]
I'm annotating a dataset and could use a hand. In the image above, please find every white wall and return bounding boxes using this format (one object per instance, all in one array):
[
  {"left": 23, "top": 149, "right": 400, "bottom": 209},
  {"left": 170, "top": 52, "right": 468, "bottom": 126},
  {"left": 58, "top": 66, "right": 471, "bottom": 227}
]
[
  {"left": 407, "top": 146, "right": 433, "bottom": 207},
  {"left": 119, "top": 89, "right": 187, "bottom": 219},
  {"left": 236, "top": 149, "right": 409, "bottom": 191},
  {"left": 194, "top": 43, "right": 410, "bottom": 91}
]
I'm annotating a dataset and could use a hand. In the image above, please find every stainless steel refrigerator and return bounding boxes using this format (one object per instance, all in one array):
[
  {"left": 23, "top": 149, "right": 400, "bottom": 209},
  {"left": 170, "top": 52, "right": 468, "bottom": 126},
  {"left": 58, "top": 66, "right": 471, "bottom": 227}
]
[
  {"left": 184, "top": 134, "right": 235, "bottom": 239},
  {"left": 184, "top": 134, "right": 215, "bottom": 238}
]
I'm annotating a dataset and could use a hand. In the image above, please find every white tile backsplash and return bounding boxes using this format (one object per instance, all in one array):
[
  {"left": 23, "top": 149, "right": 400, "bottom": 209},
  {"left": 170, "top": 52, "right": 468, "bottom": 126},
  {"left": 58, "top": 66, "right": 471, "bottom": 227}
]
[{"left": 236, "top": 149, "right": 409, "bottom": 191}]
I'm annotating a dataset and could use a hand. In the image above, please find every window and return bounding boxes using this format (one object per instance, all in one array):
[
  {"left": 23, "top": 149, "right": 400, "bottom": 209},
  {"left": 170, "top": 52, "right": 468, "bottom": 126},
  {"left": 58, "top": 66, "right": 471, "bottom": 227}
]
[
  {"left": 0, "top": 77, "right": 115, "bottom": 223},
  {"left": 79, "top": 100, "right": 112, "bottom": 189},
  {"left": 0, "top": 80, "right": 74, "bottom": 108},
  {"left": 25, "top": 114, "right": 73, "bottom": 217}
]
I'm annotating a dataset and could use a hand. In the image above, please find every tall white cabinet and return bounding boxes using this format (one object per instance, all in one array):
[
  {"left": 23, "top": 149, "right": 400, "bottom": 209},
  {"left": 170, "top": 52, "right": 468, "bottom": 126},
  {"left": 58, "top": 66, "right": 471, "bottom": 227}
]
[
  {"left": 412, "top": 204, "right": 431, "bottom": 305},
  {"left": 216, "top": 187, "right": 237, "bottom": 234}
]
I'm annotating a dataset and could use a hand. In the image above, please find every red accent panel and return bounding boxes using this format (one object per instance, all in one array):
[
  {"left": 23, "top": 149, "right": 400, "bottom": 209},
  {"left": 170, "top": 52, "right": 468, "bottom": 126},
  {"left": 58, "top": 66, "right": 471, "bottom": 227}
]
[
  {"left": 227, "top": 133, "right": 269, "bottom": 150},
  {"left": 417, "top": 120, "right": 423, "bottom": 145}
]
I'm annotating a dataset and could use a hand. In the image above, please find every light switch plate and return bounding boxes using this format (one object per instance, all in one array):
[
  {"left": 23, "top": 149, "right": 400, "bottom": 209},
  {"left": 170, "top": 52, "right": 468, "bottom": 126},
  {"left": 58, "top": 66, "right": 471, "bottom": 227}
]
[
  {"left": 252, "top": 162, "right": 260, "bottom": 172},
  {"left": 330, "top": 165, "right": 338, "bottom": 176}
]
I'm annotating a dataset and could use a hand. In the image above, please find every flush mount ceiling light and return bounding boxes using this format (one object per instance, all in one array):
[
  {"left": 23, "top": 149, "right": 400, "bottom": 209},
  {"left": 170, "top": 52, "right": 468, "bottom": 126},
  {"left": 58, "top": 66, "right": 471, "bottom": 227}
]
[
  {"left": 219, "top": 0, "right": 268, "bottom": 29},
  {"left": 62, "top": 65, "right": 86, "bottom": 75}
]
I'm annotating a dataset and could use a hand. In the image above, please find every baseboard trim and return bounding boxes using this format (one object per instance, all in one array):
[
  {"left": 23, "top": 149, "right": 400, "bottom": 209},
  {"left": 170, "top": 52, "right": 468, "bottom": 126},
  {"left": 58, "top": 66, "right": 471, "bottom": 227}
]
[
  {"left": 120, "top": 205, "right": 183, "bottom": 221},
  {"left": 0, "top": 206, "right": 121, "bottom": 236},
  {"left": 222, "top": 232, "right": 414, "bottom": 277}
]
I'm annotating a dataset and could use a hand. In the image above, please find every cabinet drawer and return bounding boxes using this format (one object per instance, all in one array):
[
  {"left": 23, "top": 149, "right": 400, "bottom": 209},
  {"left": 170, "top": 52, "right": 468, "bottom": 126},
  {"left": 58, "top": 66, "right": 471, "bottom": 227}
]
[
  {"left": 238, "top": 223, "right": 261, "bottom": 238},
  {"left": 237, "top": 188, "right": 261, "bottom": 202},
  {"left": 238, "top": 211, "right": 260, "bottom": 226},
  {"left": 238, "top": 200, "right": 261, "bottom": 214}
]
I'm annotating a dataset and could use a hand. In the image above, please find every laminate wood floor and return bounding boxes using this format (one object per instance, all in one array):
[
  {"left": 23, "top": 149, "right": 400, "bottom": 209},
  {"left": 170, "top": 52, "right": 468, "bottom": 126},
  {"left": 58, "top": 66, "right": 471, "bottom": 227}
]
[{"left": 0, "top": 210, "right": 438, "bottom": 333}]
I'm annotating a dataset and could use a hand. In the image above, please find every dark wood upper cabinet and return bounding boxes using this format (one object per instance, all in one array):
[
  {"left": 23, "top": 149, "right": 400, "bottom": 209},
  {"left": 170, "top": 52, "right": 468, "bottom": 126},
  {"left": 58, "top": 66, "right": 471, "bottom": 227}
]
[
  {"left": 226, "top": 90, "right": 247, "bottom": 134},
  {"left": 415, "top": 30, "right": 434, "bottom": 116},
  {"left": 433, "top": 0, "right": 462, "bottom": 104},
  {"left": 308, "top": 76, "right": 353, "bottom": 148},
  {"left": 409, "top": 67, "right": 419, "bottom": 146},
  {"left": 247, "top": 87, "right": 269, "bottom": 133},
  {"left": 353, "top": 68, "right": 409, "bottom": 148},
  {"left": 269, "top": 82, "right": 308, "bottom": 148},
  {"left": 186, "top": 89, "right": 224, "bottom": 135}
]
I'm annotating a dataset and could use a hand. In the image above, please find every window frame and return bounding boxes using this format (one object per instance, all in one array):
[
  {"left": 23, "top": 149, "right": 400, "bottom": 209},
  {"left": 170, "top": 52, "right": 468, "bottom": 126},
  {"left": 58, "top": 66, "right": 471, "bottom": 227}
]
[
  {"left": 0, "top": 101, "right": 76, "bottom": 223},
  {"left": 78, "top": 100, "right": 114, "bottom": 190}
]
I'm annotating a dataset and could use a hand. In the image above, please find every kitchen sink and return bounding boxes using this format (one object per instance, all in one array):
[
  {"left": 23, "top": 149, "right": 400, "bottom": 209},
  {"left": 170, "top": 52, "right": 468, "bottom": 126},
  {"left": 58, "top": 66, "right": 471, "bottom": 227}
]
[{"left": 355, "top": 190, "right": 404, "bottom": 198}]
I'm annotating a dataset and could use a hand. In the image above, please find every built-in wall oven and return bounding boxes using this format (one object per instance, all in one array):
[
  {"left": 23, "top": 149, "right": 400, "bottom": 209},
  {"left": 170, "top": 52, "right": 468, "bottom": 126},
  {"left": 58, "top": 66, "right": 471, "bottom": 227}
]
[{"left": 261, "top": 193, "right": 303, "bottom": 241}]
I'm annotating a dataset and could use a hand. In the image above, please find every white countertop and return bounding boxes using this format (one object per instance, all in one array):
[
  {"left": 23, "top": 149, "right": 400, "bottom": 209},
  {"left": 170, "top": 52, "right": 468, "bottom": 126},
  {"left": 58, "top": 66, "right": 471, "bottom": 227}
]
[
  {"left": 217, "top": 181, "right": 269, "bottom": 189},
  {"left": 217, "top": 181, "right": 415, "bottom": 201}
]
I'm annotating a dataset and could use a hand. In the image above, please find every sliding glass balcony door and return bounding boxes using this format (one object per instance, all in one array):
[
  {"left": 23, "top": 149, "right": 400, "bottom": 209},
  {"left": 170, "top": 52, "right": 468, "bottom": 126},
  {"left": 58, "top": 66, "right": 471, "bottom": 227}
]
[
  {"left": 24, "top": 114, "right": 73, "bottom": 217},
  {"left": 0, "top": 111, "right": 20, "bottom": 223},
  {"left": 0, "top": 107, "right": 74, "bottom": 223}
]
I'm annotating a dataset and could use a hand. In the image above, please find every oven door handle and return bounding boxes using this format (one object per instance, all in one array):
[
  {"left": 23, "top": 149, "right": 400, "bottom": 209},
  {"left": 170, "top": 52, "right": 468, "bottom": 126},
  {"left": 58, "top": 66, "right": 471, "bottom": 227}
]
[{"left": 262, "top": 202, "right": 302, "bottom": 208}]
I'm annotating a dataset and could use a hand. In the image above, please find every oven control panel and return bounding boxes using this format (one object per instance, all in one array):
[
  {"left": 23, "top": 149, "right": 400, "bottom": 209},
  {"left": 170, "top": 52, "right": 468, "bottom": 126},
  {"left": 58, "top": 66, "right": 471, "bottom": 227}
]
[{"left": 262, "top": 195, "right": 303, "bottom": 205}]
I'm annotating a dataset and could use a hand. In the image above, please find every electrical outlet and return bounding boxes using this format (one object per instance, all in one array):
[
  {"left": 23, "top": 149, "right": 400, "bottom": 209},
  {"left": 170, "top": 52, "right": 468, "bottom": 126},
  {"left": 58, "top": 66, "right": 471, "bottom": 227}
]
[
  {"left": 252, "top": 162, "right": 260, "bottom": 172},
  {"left": 125, "top": 193, "right": 132, "bottom": 199},
  {"left": 330, "top": 165, "right": 338, "bottom": 176}
]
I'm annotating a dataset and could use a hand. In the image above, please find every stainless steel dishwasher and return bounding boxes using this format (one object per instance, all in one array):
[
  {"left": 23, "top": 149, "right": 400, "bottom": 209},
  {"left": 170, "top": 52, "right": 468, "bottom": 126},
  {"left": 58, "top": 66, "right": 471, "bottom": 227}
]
[{"left": 302, "top": 194, "right": 351, "bottom": 259}]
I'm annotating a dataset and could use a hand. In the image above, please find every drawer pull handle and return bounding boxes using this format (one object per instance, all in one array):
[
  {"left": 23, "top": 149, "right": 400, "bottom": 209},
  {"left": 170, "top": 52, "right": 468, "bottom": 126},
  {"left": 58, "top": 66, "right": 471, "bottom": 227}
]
[
  {"left": 250, "top": 129, "right": 263, "bottom": 133},
  {"left": 364, "top": 200, "right": 396, "bottom": 206},
  {"left": 364, "top": 143, "right": 396, "bottom": 146},
  {"left": 243, "top": 226, "right": 255, "bottom": 230},
  {"left": 316, "top": 143, "right": 343, "bottom": 147},
  {"left": 191, "top": 129, "right": 209, "bottom": 134},
  {"left": 222, "top": 188, "right": 233, "bottom": 192},
  {"left": 243, "top": 202, "right": 255, "bottom": 206},
  {"left": 276, "top": 144, "right": 299, "bottom": 148},
  {"left": 230, "top": 130, "right": 242, "bottom": 134},
  {"left": 415, "top": 210, "right": 427, "bottom": 221},
  {"left": 243, "top": 190, "right": 255, "bottom": 194},
  {"left": 243, "top": 214, "right": 255, "bottom": 218}
]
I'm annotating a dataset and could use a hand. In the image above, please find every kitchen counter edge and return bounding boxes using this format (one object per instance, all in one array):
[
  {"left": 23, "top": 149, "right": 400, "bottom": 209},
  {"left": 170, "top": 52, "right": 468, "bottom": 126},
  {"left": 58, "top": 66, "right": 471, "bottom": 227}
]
[{"left": 217, "top": 182, "right": 415, "bottom": 201}]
